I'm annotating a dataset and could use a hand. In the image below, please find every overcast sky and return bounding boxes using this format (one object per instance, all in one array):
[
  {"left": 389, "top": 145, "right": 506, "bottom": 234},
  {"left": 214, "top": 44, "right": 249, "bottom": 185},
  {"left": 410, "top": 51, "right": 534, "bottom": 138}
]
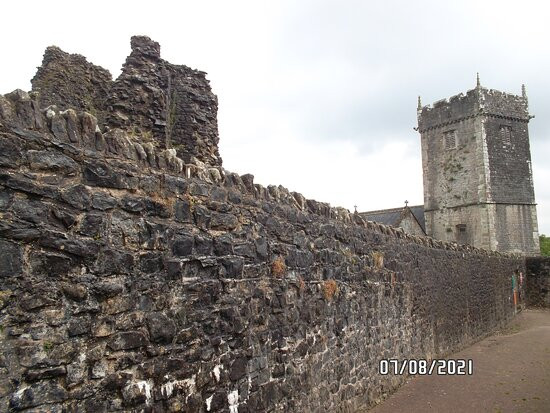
[{"left": 2, "top": 0, "right": 549, "bottom": 234}]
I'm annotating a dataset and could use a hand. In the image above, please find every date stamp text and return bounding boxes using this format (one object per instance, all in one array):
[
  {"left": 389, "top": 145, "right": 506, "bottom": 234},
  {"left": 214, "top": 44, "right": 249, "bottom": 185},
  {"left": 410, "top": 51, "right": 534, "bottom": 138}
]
[{"left": 379, "top": 359, "right": 473, "bottom": 376}]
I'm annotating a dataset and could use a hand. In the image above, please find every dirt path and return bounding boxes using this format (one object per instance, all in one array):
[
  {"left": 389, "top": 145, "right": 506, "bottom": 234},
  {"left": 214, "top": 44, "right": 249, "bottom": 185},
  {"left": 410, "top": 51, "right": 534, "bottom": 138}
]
[{"left": 367, "top": 309, "right": 550, "bottom": 413}]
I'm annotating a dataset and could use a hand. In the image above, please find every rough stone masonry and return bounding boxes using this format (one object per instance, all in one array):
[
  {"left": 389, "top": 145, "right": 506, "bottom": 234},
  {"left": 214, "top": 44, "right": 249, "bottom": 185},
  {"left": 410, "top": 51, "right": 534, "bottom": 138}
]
[{"left": 0, "top": 36, "right": 531, "bottom": 412}]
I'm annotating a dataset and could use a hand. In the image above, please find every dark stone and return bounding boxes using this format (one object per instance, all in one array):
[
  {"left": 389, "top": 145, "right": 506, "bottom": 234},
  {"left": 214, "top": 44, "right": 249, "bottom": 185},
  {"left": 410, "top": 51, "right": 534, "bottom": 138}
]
[
  {"left": 143, "top": 199, "right": 171, "bottom": 218},
  {"left": 120, "top": 195, "right": 145, "bottom": 213},
  {"left": 163, "top": 176, "right": 188, "bottom": 196},
  {"left": 83, "top": 161, "right": 128, "bottom": 189},
  {"left": 61, "top": 283, "right": 88, "bottom": 301},
  {"left": 102, "top": 372, "right": 132, "bottom": 391},
  {"left": 214, "top": 234, "right": 234, "bottom": 255},
  {"left": 9, "top": 381, "right": 68, "bottom": 409},
  {"left": 39, "top": 232, "right": 100, "bottom": 259},
  {"left": 174, "top": 198, "right": 192, "bottom": 223},
  {"left": 194, "top": 234, "right": 213, "bottom": 255},
  {"left": 68, "top": 319, "right": 91, "bottom": 336},
  {"left": 139, "top": 252, "right": 164, "bottom": 273},
  {"left": 12, "top": 198, "right": 49, "bottom": 225},
  {"left": 31, "top": 252, "right": 74, "bottom": 277},
  {"left": 255, "top": 238, "right": 269, "bottom": 260},
  {"left": 23, "top": 366, "right": 67, "bottom": 382},
  {"left": 95, "top": 249, "right": 134, "bottom": 275},
  {"left": 189, "top": 182, "right": 210, "bottom": 197},
  {"left": 221, "top": 257, "right": 244, "bottom": 278},
  {"left": 0, "top": 240, "right": 23, "bottom": 278},
  {"left": 0, "top": 136, "right": 22, "bottom": 167},
  {"left": 93, "top": 281, "right": 124, "bottom": 298},
  {"left": 51, "top": 207, "right": 78, "bottom": 229},
  {"left": 229, "top": 357, "right": 248, "bottom": 381},
  {"left": 146, "top": 312, "right": 176, "bottom": 343},
  {"left": 193, "top": 205, "right": 211, "bottom": 230},
  {"left": 0, "top": 172, "right": 60, "bottom": 198},
  {"left": 210, "top": 212, "right": 238, "bottom": 231},
  {"left": 28, "top": 150, "right": 78, "bottom": 174},
  {"left": 0, "top": 220, "right": 41, "bottom": 242},
  {"left": 234, "top": 242, "right": 256, "bottom": 260},
  {"left": 31, "top": 45, "right": 112, "bottom": 120},
  {"left": 91, "top": 192, "right": 117, "bottom": 210},
  {"left": 62, "top": 184, "right": 92, "bottom": 210},
  {"left": 107, "top": 331, "right": 148, "bottom": 350},
  {"left": 78, "top": 213, "right": 104, "bottom": 238},
  {"left": 172, "top": 234, "right": 194, "bottom": 256}
]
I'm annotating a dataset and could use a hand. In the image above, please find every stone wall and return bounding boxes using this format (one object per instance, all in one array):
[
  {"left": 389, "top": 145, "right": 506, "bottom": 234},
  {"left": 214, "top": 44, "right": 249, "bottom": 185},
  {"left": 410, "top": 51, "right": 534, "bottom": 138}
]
[
  {"left": 31, "top": 47, "right": 112, "bottom": 123},
  {"left": 0, "top": 87, "right": 526, "bottom": 412},
  {"left": 104, "top": 36, "right": 221, "bottom": 166},
  {"left": 30, "top": 36, "right": 221, "bottom": 168},
  {"left": 526, "top": 257, "right": 550, "bottom": 307}
]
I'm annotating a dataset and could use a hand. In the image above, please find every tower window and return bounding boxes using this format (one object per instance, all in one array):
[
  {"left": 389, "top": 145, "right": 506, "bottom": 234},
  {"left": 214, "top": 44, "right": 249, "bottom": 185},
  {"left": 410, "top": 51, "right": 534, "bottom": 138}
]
[
  {"left": 444, "top": 130, "right": 457, "bottom": 150},
  {"left": 500, "top": 125, "right": 512, "bottom": 146},
  {"left": 456, "top": 224, "right": 467, "bottom": 244}
]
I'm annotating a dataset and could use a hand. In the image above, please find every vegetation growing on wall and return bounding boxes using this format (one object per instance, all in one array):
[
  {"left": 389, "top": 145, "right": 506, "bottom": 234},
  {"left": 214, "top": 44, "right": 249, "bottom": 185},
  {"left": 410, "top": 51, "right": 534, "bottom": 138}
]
[{"left": 540, "top": 235, "right": 550, "bottom": 256}]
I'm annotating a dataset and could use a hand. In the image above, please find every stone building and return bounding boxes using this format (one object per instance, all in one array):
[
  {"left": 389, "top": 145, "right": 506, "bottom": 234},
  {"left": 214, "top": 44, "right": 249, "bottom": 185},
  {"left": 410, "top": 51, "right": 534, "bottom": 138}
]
[
  {"left": 359, "top": 204, "right": 426, "bottom": 237},
  {"left": 361, "top": 77, "right": 540, "bottom": 255},
  {"left": 417, "top": 77, "right": 540, "bottom": 255}
]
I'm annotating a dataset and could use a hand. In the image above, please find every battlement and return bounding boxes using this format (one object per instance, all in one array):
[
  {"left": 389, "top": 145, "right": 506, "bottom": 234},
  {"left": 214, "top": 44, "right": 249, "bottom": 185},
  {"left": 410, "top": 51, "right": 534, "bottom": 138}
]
[{"left": 418, "top": 85, "right": 530, "bottom": 132}]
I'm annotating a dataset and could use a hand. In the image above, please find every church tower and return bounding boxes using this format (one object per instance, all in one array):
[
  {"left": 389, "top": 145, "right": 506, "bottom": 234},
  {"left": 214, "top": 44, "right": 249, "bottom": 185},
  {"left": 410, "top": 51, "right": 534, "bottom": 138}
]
[{"left": 417, "top": 77, "right": 540, "bottom": 255}]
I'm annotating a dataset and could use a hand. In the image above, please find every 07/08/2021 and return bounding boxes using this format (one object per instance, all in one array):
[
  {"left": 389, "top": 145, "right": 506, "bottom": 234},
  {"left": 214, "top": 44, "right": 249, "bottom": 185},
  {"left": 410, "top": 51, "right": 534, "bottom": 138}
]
[{"left": 379, "top": 359, "right": 473, "bottom": 376}]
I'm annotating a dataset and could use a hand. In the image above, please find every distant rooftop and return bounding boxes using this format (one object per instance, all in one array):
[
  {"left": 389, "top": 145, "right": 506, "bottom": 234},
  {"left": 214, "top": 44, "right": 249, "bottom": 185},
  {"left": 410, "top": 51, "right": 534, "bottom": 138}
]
[{"left": 360, "top": 205, "right": 425, "bottom": 233}]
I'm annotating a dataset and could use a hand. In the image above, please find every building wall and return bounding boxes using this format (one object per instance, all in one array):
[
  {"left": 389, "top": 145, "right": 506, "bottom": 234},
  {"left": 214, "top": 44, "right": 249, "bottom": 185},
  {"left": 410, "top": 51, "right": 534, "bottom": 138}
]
[
  {"left": 398, "top": 213, "right": 425, "bottom": 237},
  {"left": 418, "top": 87, "right": 540, "bottom": 254},
  {"left": 0, "top": 89, "right": 526, "bottom": 412},
  {"left": 483, "top": 116, "right": 534, "bottom": 204},
  {"left": 493, "top": 204, "right": 540, "bottom": 254}
]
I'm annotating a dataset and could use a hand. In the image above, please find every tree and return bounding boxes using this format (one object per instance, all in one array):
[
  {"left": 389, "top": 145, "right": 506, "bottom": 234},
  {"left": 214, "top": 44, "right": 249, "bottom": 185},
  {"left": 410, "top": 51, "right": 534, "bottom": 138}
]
[{"left": 540, "top": 235, "right": 550, "bottom": 257}]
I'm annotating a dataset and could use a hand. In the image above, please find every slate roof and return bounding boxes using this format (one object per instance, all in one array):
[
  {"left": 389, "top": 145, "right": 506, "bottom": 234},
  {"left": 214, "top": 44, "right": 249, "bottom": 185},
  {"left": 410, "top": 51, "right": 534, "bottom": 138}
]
[
  {"left": 409, "top": 205, "right": 426, "bottom": 232},
  {"left": 359, "top": 207, "right": 404, "bottom": 226},
  {"left": 359, "top": 205, "right": 426, "bottom": 233}
]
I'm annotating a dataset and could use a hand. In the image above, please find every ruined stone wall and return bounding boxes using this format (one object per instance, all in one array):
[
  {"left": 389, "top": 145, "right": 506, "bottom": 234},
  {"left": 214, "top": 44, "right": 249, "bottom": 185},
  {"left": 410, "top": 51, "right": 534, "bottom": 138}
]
[
  {"left": 525, "top": 257, "right": 550, "bottom": 308},
  {"left": 0, "top": 90, "right": 526, "bottom": 412},
  {"left": 104, "top": 37, "right": 221, "bottom": 166},
  {"left": 30, "top": 36, "right": 221, "bottom": 168},
  {"left": 31, "top": 47, "right": 113, "bottom": 124}
]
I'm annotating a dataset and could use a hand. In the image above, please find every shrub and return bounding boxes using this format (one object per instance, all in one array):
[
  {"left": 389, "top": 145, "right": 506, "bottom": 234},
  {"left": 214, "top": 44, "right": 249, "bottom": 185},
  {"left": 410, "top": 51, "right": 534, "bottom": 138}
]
[
  {"left": 371, "top": 251, "right": 384, "bottom": 269},
  {"left": 322, "top": 279, "right": 338, "bottom": 301},
  {"left": 540, "top": 235, "right": 550, "bottom": 257},
  {"left": 271, "top": 257, "right": 286, "bottom": 278}
]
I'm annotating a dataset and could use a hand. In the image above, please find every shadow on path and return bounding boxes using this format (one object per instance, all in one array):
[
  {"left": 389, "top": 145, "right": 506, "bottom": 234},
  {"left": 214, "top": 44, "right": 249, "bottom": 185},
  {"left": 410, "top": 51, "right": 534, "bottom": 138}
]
[{"left": 366, "top": 309, "right": 550, "bottom": 413}]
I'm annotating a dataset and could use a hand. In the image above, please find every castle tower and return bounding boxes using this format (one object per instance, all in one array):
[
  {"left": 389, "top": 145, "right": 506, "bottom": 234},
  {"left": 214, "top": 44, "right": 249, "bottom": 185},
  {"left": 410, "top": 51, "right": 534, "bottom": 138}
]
[{"left": 417, "top": 78, "right": 540, "bottom": 255}]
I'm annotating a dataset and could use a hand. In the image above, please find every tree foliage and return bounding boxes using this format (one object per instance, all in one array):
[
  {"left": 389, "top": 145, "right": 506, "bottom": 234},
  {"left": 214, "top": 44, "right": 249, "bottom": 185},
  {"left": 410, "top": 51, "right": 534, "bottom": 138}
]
[{"left": 540, "top": 234, "right": 550, "bottom": 257}]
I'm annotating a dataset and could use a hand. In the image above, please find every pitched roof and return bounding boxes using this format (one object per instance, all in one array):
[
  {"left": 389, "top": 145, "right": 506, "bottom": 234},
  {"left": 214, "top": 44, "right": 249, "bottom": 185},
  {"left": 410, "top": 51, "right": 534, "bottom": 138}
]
[
  {"left": 359, "top": 205, "right": 426, "bottom": 233},
  {"left": 409, "top": 205, "right": 426, "bottom": 232},
  {"left": 359, "top": 207, "right": 404, "bottom": 227}
]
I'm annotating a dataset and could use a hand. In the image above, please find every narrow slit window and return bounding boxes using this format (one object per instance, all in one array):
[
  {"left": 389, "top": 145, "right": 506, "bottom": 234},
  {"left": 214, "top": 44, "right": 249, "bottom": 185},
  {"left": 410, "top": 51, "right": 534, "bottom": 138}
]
[
  {"left": 444, "top": 130, "right": 457, "bottom": 150},
  {"left": 500, "top": 125, "right": 512, "bottom": 146}
]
